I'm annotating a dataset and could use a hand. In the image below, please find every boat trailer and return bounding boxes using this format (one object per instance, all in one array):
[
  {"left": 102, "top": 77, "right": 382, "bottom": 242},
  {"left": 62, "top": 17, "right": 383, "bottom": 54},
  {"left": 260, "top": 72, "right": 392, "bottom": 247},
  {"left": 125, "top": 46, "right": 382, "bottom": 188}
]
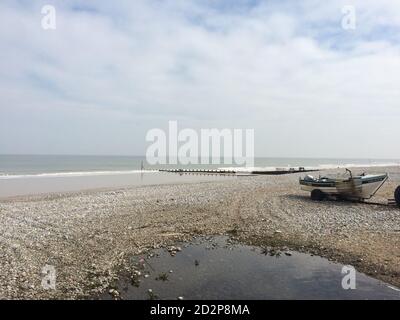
[
  {"left": 300, "top": 169, "right": 400, "bottom": 207},
  {"left": 389, "top": 186, "right": 400, "bottom": 207}
]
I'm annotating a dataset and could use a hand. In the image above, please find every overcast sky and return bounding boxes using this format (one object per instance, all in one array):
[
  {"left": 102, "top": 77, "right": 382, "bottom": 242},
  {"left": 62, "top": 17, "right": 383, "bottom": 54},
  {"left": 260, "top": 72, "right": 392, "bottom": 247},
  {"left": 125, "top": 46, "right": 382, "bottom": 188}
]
[{"left": 0, "top": 0, "right": 399, "bottom": 158}]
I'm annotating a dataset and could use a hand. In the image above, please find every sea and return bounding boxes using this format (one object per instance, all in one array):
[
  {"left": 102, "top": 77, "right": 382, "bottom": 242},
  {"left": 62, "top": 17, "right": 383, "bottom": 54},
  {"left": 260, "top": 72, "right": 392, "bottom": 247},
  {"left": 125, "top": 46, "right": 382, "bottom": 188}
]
[
  {"left": 0, "top": 155, "right": 398, "bottom": 198},
  {"left": 1, "top": 154, "right": 398, "bottom": 177}
]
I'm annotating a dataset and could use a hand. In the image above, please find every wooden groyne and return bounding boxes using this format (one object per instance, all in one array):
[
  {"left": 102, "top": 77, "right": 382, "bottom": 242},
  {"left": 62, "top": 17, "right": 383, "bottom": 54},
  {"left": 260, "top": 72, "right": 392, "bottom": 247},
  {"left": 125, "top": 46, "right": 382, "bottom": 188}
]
[
  {"left": 159, "top": 169, "right": 236, "bottom": 174},
  {"left": 252, "top": 167, "right": 319, "bottom": 175},
  {"left": 159, "top": 167, "right": 319, "bottom": 175}
]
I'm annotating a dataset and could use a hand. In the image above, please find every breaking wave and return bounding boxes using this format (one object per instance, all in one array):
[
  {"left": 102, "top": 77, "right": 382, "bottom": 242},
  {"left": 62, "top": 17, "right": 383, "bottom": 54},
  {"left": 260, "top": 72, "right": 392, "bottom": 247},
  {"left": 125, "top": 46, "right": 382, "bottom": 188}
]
[{"left": 0, "top": 170, "right": 158, "bottom": 179}]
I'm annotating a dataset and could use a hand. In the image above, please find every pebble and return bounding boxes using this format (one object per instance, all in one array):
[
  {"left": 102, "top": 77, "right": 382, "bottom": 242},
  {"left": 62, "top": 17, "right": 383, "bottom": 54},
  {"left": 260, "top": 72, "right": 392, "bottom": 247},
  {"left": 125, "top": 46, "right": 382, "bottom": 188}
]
[
  {"left": 109, "top": 289, "right": 120, "bottom": 298},
  {"left": 1, "top": 169, "right": 398, "bottom": 299}
]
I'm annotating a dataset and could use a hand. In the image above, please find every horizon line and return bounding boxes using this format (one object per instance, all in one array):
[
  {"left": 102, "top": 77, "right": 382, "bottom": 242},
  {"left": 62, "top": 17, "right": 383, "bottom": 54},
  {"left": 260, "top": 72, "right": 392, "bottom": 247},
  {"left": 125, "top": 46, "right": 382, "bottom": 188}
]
[{"left": 0, "top": 154, "right": 399, "bottom": 161}]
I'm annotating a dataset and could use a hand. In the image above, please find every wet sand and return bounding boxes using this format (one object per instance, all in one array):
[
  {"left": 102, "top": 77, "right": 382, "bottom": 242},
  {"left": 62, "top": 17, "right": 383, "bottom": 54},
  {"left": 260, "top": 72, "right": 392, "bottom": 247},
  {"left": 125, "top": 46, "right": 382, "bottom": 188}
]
[
  {"left": 0, "top": 166, "right": 399, "bottom": 299},
  {"left": 0, "top": 172, "right": 235, "bottom": 198}
]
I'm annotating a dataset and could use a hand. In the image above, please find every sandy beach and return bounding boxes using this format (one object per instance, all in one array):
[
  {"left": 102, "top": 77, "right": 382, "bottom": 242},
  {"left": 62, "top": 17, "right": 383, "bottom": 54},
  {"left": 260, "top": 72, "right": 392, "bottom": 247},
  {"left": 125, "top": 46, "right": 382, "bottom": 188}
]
[{"left": 0, "top": 166, "right": 399, "bottom": 299}]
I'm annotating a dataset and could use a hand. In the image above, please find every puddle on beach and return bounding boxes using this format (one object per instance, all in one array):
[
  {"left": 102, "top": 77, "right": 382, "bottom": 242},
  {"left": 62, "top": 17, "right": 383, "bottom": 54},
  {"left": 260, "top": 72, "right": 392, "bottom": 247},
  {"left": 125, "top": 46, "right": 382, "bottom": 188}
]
[{"left": 99, "top": 236, "right": 400, "bottom": 300}]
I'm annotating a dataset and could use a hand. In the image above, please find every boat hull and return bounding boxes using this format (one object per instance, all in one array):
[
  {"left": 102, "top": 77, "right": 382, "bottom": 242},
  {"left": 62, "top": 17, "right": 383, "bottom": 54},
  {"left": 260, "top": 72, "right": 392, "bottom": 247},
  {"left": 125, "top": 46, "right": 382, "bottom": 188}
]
[{"left": 300, "top": 174, "right": 388, "bottom": 200}]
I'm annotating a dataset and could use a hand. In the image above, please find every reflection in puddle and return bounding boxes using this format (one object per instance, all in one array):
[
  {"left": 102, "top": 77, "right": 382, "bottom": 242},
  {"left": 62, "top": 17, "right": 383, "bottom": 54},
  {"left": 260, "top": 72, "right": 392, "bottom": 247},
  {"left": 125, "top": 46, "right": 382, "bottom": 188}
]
[{"left": 99, "top": 237, "right": 400, "bottom": 300}]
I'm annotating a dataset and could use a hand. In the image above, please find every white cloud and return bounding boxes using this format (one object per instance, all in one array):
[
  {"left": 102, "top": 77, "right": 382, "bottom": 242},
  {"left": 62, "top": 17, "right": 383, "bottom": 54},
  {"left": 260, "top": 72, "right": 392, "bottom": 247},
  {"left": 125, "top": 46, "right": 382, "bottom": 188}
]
[{"left": 0, "top": 0, "right": 399, "bottom": 158}]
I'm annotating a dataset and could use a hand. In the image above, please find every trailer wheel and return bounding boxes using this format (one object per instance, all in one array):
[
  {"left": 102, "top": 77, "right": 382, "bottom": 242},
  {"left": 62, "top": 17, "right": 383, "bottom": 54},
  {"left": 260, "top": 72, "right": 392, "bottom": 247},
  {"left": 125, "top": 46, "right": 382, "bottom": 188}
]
[
  {"left": 395, "top": 186, "right": 400, "bottom": 207},
  {"left": 311, "top": 189, "right": 325, "bottom": 201}
]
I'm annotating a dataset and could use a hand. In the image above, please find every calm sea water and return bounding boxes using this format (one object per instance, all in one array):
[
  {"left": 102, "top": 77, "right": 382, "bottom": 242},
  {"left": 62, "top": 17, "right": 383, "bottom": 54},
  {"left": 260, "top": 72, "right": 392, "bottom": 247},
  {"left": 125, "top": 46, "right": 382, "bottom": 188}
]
[{"left": 0, "top": 155, "right": 399, "bottom": 176}]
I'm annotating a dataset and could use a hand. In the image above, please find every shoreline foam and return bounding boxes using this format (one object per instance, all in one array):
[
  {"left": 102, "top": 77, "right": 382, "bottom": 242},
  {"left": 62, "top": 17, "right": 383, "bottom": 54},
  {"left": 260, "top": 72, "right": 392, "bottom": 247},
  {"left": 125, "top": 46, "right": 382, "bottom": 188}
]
[{"left": 0, "top": 170, "right": 158, "bottom": 180}]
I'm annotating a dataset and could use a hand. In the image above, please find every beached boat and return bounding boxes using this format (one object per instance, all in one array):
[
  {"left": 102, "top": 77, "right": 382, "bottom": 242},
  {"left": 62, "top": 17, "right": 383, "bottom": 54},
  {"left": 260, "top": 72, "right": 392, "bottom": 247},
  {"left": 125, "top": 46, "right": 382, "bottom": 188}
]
[{"left": 299, "top": 169, "right": 388, "bottom": 201}]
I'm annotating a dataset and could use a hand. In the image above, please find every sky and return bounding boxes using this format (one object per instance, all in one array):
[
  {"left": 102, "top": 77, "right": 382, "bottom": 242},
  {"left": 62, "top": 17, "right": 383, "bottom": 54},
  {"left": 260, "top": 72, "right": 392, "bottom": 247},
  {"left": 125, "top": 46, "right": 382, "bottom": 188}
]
[{"left": 0, "top": 0, "right": 399, "bottom": 158}]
